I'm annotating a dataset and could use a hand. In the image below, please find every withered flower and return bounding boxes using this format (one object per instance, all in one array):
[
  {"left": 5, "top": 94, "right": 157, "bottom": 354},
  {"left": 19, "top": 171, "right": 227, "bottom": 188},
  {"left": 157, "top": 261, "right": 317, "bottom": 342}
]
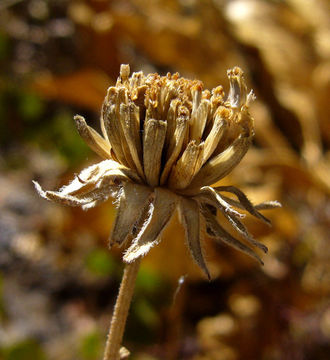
[
  {"left": 34, "top": 64, "right": 280, "bottom": 279},
  {"left": 34, "top": 65, "right": 280, "bottom": 359}
]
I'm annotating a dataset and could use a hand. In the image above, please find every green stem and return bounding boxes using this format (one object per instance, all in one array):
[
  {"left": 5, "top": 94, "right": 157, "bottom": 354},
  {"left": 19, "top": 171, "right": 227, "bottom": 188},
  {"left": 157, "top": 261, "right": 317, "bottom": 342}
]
[{"left": 103, "top": 259, "right": 141, "bottom": 360}]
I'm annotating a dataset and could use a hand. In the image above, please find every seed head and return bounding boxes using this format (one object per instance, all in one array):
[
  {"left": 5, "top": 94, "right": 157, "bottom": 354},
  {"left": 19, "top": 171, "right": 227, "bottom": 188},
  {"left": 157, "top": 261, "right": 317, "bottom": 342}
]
[{"left": 34, "top": 65, "right": 280, "bottom": 279}]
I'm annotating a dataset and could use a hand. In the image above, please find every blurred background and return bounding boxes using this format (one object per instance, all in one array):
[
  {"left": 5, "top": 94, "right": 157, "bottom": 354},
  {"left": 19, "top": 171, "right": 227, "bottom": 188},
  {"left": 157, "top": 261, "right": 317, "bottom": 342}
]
[{"left": 0, "top": 0, "right": 329, "bottom": 359}]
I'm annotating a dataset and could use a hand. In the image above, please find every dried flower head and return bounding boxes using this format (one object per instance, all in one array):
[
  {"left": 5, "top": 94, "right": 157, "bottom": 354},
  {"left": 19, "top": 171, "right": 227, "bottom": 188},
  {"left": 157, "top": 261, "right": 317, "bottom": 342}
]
[{"left": 34, "top": 64, "right": 280, "bottom": 279}]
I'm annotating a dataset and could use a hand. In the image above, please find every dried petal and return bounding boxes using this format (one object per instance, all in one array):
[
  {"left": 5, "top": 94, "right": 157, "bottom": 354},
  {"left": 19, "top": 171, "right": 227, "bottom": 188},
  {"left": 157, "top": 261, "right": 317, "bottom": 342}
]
[
  {"left": 124, "top": 188, "right": 177, "bottom": 263},
  {"left": 165, "top": 99, "right": 181, "bottom": 150},
  {"left": 254, "top": 201, "right": 282, "bottom": 210},
  {"left": 199, "top": 186, "right": 245, "bottom": 219},
  {"left": 33, "top": 160, "right": 140, "bottom": 208},
  {"left": 190, "top": 99, "right": 210, "bottom": 143},
  {"left": 215, "top": 185, "right": 277, "bottom": 225},
  {"left": 34, "top": 181, "right": 96, "bottom": 207},
  {"left": 74, "top": 115, "right": 111, "bottom": 159},
  {"left": 201, "top": 206, "right": 264, "bottom": 265},
  {"left": 199, "top": 187, "right": 268, "bottom": 253},
  {"left": 168, "top": 141, "right": 204, "bottom": 189},
  {"left": 202, "top": 107, "right": 228, "bottom": 164},
  {"left": 226, "top": 67, "right": 248, "bottom": 109},
  {"left": 189, "top": 134, "right": 252, "bottom": 189},
  {"left": 120, "top": 103, "right": 144, "bottom": 179},
  {"left": 160, "top": 109, "right": 189, "bottom": 185},
  {"left": 102, "top": 98, "right": 128, "bottom": 165},
  {"left": 179, "top": 197, "right": 210, "bottom": 279},
  {"left": 143, "top": 119, "right": 167, "bottom": 187},
  {"left": 110, "top": 183, "right": 152, "bottom": 248}
]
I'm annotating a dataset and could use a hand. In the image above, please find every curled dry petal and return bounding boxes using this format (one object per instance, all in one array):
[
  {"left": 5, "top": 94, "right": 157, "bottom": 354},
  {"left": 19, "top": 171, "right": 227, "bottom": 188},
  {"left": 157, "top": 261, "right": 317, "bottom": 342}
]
[
  {"left": 33, "top": 160, "right": 140, "bottom": 208},
  {"left": 198, "top": 187, "right": 268, "bottom": 253},
  {"left": 199, "top": 186, "right": 245, "bottom": 219},
  {"left": 214, "top": 185, "right": 280, "bottom": 225},
  {"left": 201, "top": 205, "right": 264, "bottom": 265}
]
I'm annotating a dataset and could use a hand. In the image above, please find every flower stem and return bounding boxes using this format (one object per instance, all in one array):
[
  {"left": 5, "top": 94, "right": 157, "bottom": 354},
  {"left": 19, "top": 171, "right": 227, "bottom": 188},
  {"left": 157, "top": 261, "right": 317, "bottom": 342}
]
[{"left": 103, "top": 259, "right": 141, "bottom": 360}]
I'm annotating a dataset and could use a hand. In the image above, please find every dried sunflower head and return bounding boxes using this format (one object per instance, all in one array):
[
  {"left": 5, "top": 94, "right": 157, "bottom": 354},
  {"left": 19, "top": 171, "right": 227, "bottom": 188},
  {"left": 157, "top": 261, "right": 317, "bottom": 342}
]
[{"left": 34, "top": 64, "right": 280, "bottom": 279}]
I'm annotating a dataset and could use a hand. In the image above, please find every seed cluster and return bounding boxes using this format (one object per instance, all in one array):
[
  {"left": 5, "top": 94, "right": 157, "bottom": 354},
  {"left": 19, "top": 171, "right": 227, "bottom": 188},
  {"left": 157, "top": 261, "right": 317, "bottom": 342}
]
[{"left": 97, "top": 65, "right": 255, "bottom": 192}]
